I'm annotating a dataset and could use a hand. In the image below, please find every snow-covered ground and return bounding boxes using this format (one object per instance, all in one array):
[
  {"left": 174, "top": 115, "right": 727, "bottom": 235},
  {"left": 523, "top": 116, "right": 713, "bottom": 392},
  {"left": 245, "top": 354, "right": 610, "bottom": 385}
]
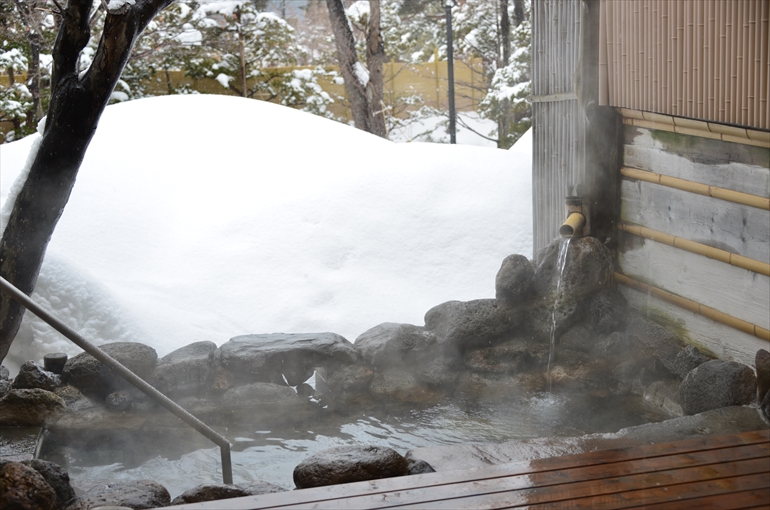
[{"left": 0, "top": 94, "right": 532, "bottom": 373}]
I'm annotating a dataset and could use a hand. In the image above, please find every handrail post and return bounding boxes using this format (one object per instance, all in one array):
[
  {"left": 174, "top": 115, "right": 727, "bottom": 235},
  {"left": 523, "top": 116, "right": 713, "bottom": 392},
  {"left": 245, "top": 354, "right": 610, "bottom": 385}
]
[{"left": 0, "top": 276, "right": 233, "bottom": 484}]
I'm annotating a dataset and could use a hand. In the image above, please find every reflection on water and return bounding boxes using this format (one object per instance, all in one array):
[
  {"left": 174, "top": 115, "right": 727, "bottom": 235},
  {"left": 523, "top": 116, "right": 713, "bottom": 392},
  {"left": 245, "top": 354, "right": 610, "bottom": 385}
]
[{"left": 54, "top": 392, "right": 664, "bottom": 498}]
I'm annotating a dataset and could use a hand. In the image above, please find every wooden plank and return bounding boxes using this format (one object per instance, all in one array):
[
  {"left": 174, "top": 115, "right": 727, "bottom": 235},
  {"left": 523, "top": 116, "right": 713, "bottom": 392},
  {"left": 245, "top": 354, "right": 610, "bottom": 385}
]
[
  {"left": 620, "top": 178, "right": 770, "bottom": 263},
  {"left": 617, "top": 233, "right": 770, "bottom": 329},
  {"left": 166, "top": 431, "right": 770, "bottom": 510},
  {"left": 623, "top": 125, "right": 770, "bottom": 169},
  {"left": 619, "top": 284, "right": 769, "bottom": 365},
  {"left": 272, "top": 446, "right": 770, "bottom": 509},
  {"left": 637, "top": 488, "right": 770, "bottom": 509}
]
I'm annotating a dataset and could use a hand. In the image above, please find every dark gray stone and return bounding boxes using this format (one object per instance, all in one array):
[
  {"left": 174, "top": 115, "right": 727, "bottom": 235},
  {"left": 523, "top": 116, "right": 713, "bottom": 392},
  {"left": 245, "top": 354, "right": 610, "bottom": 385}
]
[
  {"left": 532, "top": 237, "right": 613, "bottom": 337},
  {"left": 679, "top": 360, "right": 757, "bottom": 415},
  {"left": 0, "top": 461, "right": 56, "bottom": 510},
  {"left": 369, "top": 367, "right": 443, "bottom": 404},
  {"left": 0, "top": 365, "right": 9, "bottom": 380},
  {"left": 495, "top": 254, "right": 535, "bottom": 305},
  {"left": 318, "top": 365, "right": 373, "bottom": 400},
  {"left": 355, "top": 323, "right": 438, "bottom": 369},
  {"left": 424, "top": 299, "right": 523, "bottom": 354},
  {"left": 756, "top": 349, "right": 770, "bottom": 405},
  {"left": 217, "top": 333, "right": 357, "bottom": 387},
  {"left": 153, "top": 341, "right": 216, "bottom": 397},
  {"left": 463, "top": 338, "right": 533, "bottom": 374},
  {"left": 559, "top": 324, "right": 597, "bottom": 353},
  {"left": 170, "top": 481, "right": 285, "bottom": 505},
  {"left": 43, "top": 353, "right": 68, "bottom": 375},
  {"left": 414, "top": 355, "right": 460, "bottom": 387},
  {"left": 0, "top": 388, "right": 66, "bottom": 426},
  {"left": 21, "top": 459, "right": 76, "bottom": 508},
  {"left": 625, "top": 317, "right": 682, "bottom": 377},
  {"left": 761, "top": 390, "right": 770, "bottom": 423},
  {"left": 12, "top": 361, "right": 61, "bottom": 392},
  {"left": 407, "top": 459, "right": 436, "bottom": 475},
  {"left": 0, "top": 380, "right": 10, "bottom": 398},
  {"left": 105, "top": 391, "right": 132, "bottom": 412},
  {"left": 64, "top": 480, "right": 170, "bottom": 510},
  {"left": 672, "top": 345, "right": 710, "bottom": 380},
  {"left": 643, "top": 380, "right": 683, "bottom": 417},
  {"left": 588, "top": 289, "right": 627, "bottom": 334},
  {"left": 62, "top": 342, "right": 158, "bottom": 399},
  {"left": 293, "top": 445, "right": 409, "bottom": 489}
]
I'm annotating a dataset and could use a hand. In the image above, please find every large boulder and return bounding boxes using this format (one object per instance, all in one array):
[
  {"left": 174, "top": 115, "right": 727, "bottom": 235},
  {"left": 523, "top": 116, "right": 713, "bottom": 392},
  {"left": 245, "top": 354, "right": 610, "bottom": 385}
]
[
  {"left": 62, "top": 342, "right": 158, "bottom": 399},
  {"left": 368, "top": 367, "right": 443, "bottom": 405},
  {"left": 679, "top": 360, "right": 757, "bottom": 415},
  {"left": 11, "top": 361, "right": 61, "bottom": 392},
  {"left": 531, "top": 237, "right": 613, "bottom": 337},
  {"left": 463, "top": 338, "right": 533, "bottom": 374},
  {"left": 0, "top": 461, "right": 57, "bottom": 510},
  {"left": 64, "top": 480, "right": 170, "bottom": 510},
  {"left": 588, "top": 289, "right": 627, "bottom": 334},
  {"left": 170, "top": 481, "right": 285, "bottom": 505},
  {"left": 355, "top": 323, "right": 438, "bottom": 369},
  {"left": 672, "top": 345, "right": 710, "bottom": 380},
  {"left": 293, "top": 445, "right": 409, "bottom": 489},
  {"left": 153, "top": 341, "right": 217, "bottom": 397},
  {"left": 625, "top": 317, "right": 683, "bottom": 377},
  {"left": 756, "top": 349, "right": 770, "bottom": 405},
  {"left": 217, "top": 333, "right": 357, "bottom": 387},
  {"left": 0, "top": 389, "right": 66, "bottom": 426},
  {"left": 20, "top": 460, "right": 76, "bottom": 508},
  {"left": 219, "top": 382, "right": 312, "bottom": 424},
  {"left": 424, "top": 299, "right": 523, "bottom": 354},
  {"left": 495, "top": 254, "right": 535, "bottom": 305},
  {"left": 317, "top": 365, "right": 374, "bottom": 406}
]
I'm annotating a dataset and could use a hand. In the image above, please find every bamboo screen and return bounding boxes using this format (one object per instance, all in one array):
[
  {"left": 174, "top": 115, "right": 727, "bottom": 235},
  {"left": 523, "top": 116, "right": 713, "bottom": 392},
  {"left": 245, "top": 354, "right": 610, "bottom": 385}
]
[{"left": 599, "top": 0, "right": 769, "bottom": 130}]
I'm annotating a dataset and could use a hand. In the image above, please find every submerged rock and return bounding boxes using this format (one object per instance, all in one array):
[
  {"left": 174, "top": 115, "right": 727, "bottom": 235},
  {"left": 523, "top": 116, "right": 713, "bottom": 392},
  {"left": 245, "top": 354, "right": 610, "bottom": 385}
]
[
  {"left": 64, "top": 479, "right": 170, "bottom": 510},
  {"left": 170, "top": 481, "right": 285, "bottom": 505},
  {"left": 679, "top": 360, "right": 756, "bottom": 415},
  {"left": 62, "top": 342, "right": 158, "bottom": 399},
  {"left": 293, "top": 445, "right": 409, "bottom": 489},
  {"left": 217, "top": 333, "right": 357, "bottom": 387}
]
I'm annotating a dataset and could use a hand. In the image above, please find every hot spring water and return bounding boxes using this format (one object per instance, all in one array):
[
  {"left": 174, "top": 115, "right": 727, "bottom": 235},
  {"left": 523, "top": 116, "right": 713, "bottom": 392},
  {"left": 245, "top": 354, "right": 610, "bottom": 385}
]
[{"left": 42, "top": 391, "right": 665, "bottom": 498}]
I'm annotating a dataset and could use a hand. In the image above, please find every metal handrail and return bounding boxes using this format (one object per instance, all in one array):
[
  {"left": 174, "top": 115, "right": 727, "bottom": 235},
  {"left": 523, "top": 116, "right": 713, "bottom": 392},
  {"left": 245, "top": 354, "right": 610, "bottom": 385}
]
[{"left": 0, "top": 276, "right": 233, "bottom": 484}]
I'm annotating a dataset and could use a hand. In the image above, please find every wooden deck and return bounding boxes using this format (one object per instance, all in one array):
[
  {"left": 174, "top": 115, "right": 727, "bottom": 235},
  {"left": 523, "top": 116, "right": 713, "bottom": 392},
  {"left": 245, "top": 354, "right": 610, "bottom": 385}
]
[{"left": 167, "top": 429, "right": 770, "bottom": 509}]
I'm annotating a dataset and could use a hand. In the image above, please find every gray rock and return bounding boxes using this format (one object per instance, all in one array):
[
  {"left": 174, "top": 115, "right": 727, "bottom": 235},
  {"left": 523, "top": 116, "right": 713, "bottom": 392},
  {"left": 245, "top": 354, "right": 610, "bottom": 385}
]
[
  {"left": 761, "top": 390, "right": 770, "bottom": 423},
  {"left": 369, "top": 367, "right": 443, "bottom": 405},
  {"left": 0, "top": 365, "right": 9, "bottom": 380},
  {"left": 495, "top": 254, "right": 535, "bottom": 305},
  {"left": 588, "top": 289, "right": 627, "bottom": 334},
  {"left": 407, "top": 459, "right": 436, "bottom": 475},
  {"left": 559, "top": 324, "right": 597, "bottom": 353},
  {"left": 153, "top": 341, "right": 216, "bottom": 398},
  {"left": 105, "top": 390, "right": 132, "bottom": 412},
  {"left": 672, "top": 345, "right": 710, "bottom": 380},
  {"left": 217, "top": 333, "right": 357, "bottom": 387},
  {"left": 463, "top": 338, "right": 533, "bottom": 374},
  {"left": 455, "top": 371, "right": 545, "bottom": 397},
  {"left": 43, "top": 353, "right": 68, "bottom": 374},
  {"left": 21, "top": 459, "right": 77, "bottom": 508},
  {"left": 424, "top": 299, "right": 523, "bottom": 354},
  {"left": 0, "top": 380, "right": 10, "bottom": 398},
  {"left": 679, "top": 360, "right": 757, "bottom": 415},
  {"left": 293, "top": 445, "right": 409, "bottom": 489},
  {"left": 414, "top": 355, "right": 460, "bottom": 387},
  {"left": 549, "top": 352, "right": 611, "bottom": 394},
  {"left": 532, "top": 237, "right": 613, "bottom": 337},
  {"left": 643, "top": 380, "right": 683, "bottom": 417},
  {"left": 625, "top": 317, "right": 682, "bottom": 377},
  {"left": 0, "top": 388, "right": 66, "bottom": 426},
  {"left": 756, "top": 349, "right": 770, "bottom": 405},
  {"left": 0, "top": 461, "right": 56, "bottom": 510},
  {"left": 11, "top": 361, "right": 62, "bottom": 392},
  {"left": 219, "top": 382, "right": 312, "bottom": 424},
  {"left": 62, "top": 342, "right": 158, "bottom": 399},
  {"left": 355, "top": 323, "right": 438, "bottom": 369},
  {"left": 318, "top": 365, "right": 373, "bottom": 401},
  {"left": 170, "top": 481, "right": 285, "bottom": 505},
  {"left": 64, "top": 479, "right": 170, "bottom": 510}
]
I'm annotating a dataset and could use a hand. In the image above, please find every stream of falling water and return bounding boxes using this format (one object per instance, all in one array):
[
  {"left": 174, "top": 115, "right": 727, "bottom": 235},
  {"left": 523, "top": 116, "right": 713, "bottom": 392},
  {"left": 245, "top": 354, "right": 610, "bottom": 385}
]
[{"left": 547, "top": 237, "right": 571, "bottom": 391}]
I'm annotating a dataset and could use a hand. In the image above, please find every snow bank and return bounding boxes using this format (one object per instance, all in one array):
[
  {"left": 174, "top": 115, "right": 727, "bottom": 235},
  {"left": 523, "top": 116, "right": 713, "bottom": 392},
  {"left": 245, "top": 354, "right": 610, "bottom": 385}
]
[{"left": 0, "top": 94, "right": 532, "bottom": 372}]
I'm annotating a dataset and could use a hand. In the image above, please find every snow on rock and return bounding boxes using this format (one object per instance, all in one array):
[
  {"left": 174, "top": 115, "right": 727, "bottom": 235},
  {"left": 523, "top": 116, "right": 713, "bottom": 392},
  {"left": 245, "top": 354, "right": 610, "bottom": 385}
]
[{"left": 0, "top": 95, "right": 532, "bottom": 373}]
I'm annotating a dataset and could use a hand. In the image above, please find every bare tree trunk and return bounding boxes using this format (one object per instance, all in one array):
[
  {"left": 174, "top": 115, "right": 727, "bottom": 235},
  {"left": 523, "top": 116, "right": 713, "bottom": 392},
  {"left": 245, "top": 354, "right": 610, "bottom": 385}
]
[
  {"left": 237, "top": 7, "right": 247, "bottom": 98},
  {"left": 366, "top": 0, "right": 387, "bottom": 138},
  {"left": 512, "top": 0, "right": 525, "bottom": 28},
  {"left": 0, "top": 0, "right": 175, "bottom": 364},
  {"left": 325, "top": 0, "right": 372, "bottom": 133},
  {"left": 497, "top": 0, "right": 511, "bottom": 148}
]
